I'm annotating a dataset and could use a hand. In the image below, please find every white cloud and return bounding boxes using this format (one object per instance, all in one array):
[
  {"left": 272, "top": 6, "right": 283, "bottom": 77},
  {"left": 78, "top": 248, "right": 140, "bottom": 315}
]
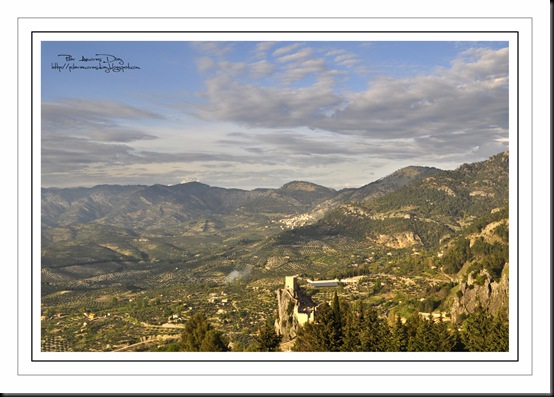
[
  {"left": 279, "top": 58, "right": 328, "bottom": 82},
  {"left": 277, "top": 48, "right": 313, "bottom": 63},
  {"left": 193, "top": 47, "right": 508, "bottom": 147},
  {"left": 256, "top": 41, "right": 276, "bottom": 52},
  {"left": 196, "top": 57, "right": 214, "bottom": 72},
  {"left": 254, "top": 41, "right": 277, "bottom": 58},
  {"left": 272, "top": 43, "right": 303, "bottom": 57},
  {"left": 325, "top": 49, "right": 347, "bottom": 57},
  {"left": 215, "top": 60, "right": 247, "bottom": 77},
  {"left": 42, "top": 99, "right": 163, "bottom": 142},
  {"left": 334, "top": 54, "right": 355, "bottom": 63},
  {"left": 190, "top": 41, "right": 234, "bottom": 57},
  {"left": 187, "top": 46, "right": 509, "bottom": 180},
  {"left": 249, "top": 60, "right": 274, "bottom": 77},
  {"left": 193, "top": 73, "right": 344, "bottom": 128}
]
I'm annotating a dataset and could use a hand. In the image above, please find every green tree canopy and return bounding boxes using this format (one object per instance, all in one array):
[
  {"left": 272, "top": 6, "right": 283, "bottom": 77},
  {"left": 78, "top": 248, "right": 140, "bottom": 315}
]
[
  {"left": 179, "top": 312, "right": 229, "bottom": 352},
  {"left": 461, "top": 304, "right": 509, "bottom": 352},
  {"left": 253, "top": 325, "right": 282, "bottom": 352}
]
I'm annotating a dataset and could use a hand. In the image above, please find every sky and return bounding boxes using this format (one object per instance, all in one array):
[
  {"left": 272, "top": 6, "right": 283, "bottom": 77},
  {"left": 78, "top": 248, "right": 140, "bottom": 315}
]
[{"left": 41, "top": 40, "right": 509, "bottom": 190}]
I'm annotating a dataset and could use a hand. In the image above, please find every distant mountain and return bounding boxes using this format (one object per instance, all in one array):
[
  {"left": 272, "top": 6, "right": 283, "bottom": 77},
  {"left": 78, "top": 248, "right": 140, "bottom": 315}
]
[
  {"left": 41, "top": 168, "right": 440, "bottom": 231},
  {"left": 41, "top": 152, "right": 508, "bottom": 277},
  {"left": 342, "top": 166, "right": 442, "bottom": 202},
  {"left": 310, "top": 166, "right": 442, "bottom": 215},
  {"left": 271, "top": 151, "right": 509, "bottom": 250}
]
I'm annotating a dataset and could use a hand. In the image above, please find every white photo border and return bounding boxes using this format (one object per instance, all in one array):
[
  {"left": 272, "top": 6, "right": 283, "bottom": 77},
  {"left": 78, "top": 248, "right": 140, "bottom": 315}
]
[{"left": 17, "top": 16, "right": 536, "bottom": 387}]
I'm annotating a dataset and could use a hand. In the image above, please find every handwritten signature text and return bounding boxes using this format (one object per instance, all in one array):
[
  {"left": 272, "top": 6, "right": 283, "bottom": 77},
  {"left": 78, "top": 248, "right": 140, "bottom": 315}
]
[{"left": 51, "top": 53, "right": 141, "bottom": 73}]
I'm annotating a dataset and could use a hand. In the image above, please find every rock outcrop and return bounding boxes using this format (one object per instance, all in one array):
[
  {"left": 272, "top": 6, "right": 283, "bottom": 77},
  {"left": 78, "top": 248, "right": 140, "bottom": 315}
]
[
  {"left": 274, "top": 276, "right": 318, "bottom": 341},
  {"left": 375, "top": 231, "right": 423, "bottom": 249},
  {"left": 450, "top": 264, "right": 509, "bottom": 323}
]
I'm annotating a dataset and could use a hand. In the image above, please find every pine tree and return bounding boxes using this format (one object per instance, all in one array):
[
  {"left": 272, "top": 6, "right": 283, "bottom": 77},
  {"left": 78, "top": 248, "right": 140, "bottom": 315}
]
[
  {"left": 292, "top": 303, "right": 342, "bottom": 352},
  {"left": 331, "top": 291, "right": 343, "bottom": 342},
  {"left": 331, "top": 291, "right": 342, "bottom": 327},
  {"left": 409, "top": 315, "right": 436, "bottom": 351},
  {"left": 200, "top": 329, "right": 230, "bottom": 352},
  {"left": 488, "top": 308, "right": 509, "bottom": 351},
  {"left": 461, "top": 304, "right": 491, "bottom": 351},
  {"left": 180, "top": 312, "right": 229, "bottom": 352},
  {"left": 450, "top": 325, "right": 467, "bottom": 352},
  {"left": 390, "top": 315, "right": 408, "bottom": 351},
  {"left": 254, "top": 324, "right": 282, "bottom": 352},
  {"left": 357, "top": 305, "right": 391, "bottom": 352},
  {"left": 340, "top": 301, "right": 363, "bottom": 352},
  {"left": 461, "top": 303, "right": 508, "bottom": 352},
  {"left": 231, "top": 340, "right": 246, "bottom": 352},
  {"left": 292, "top": 321, "right": 319, "bottom": 352},
  {"left": 405, "top": 312, "right": 422, "bottom": 351},
  {"left": 312, "top": 303, "right": 342, "bottom": 351},
  {"left": 433, "top": 314, "right": 457, "bottom": 352}
]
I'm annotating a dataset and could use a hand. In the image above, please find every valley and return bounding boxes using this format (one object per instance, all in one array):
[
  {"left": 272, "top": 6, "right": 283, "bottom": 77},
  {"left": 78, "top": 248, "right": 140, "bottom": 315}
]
[{"left": 40, "top": 151, "right": 510, "bottom": 352}]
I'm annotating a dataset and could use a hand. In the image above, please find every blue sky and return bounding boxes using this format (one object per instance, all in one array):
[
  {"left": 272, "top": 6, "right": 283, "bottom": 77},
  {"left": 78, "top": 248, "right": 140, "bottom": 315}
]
[{"left": 41, "top": 40, "right": 509, "bottom": 189}]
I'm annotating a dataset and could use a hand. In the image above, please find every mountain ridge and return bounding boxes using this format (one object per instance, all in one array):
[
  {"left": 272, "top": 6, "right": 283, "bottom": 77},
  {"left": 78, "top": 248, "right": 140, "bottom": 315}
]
[{"left": 42, "top": 165, "right": 444, "bottom": 230}]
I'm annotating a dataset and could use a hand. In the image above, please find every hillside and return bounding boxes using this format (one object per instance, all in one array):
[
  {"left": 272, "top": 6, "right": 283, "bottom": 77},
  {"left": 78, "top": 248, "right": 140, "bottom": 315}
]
[{"left": 293, "top": 151, "right": 509, "bottom": 249}]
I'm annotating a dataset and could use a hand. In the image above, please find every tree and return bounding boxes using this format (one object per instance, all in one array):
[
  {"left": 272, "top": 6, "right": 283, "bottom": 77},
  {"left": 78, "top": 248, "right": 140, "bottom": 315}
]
[
  {"left": 331, "top": 291, "right": 342, "bottom": 326},
  {"left": 461, "top": 303, "right": 508, "bottom": 352},
  {"left": 179, "top": 313, "right": 229, "bottom": 352},
  {"left": 340, "top": 301, "right": 364, "bottom": 351},
  {"left": 357, "top": 306, "right": 391, "bottom": 351},
  {"left": 340, "top": 302, "right": 391, "bottom": 352},
  {"left": 433, "top": 314, "right": 458, "bottom": 352},
  {"left": 408, "top": 315, "right": 436, "bottom": 351},
  {"left": 487, "top": 308, "right": 509, "bottom": 351},
  {"left": 404, "top": 312, "right": 423, "bottom": 351},
  {"left": 231, "top": 340, "right": 246, "bottom": 352},
  {"left": 442, "top": 238, "right": 471, "bottom": 274},
  {"left": 331, "top": 291, "right": 343, "bottom": 341},
  {"left": 292, "top": 321, "right": 320, "bottom": 352},
  {"left": 200, "top": 329, "right": 230, "bottom": 352},
  {"left": 406, "top": 313, "right": 459, "bottom": 352},
  {"left": 293, "top": 303, "right": 342, "bottom": 352},
  {"left": 254, "top": 324, "right": 282, "bottom": 352},
  {"left": 390, "top": 315, "right": 408, "bottom": 351}
]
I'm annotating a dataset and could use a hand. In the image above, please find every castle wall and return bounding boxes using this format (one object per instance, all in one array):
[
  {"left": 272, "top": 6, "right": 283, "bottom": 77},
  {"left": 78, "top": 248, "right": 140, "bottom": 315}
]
[
  {"left": 285, "top": 276, "right": 298, "bottom": 292},
  {"left": 294, "top": 306, "right": 311, "bottom": 326},
  {"left": 275, "top": 276, "right": 318, "bottom": 341}
]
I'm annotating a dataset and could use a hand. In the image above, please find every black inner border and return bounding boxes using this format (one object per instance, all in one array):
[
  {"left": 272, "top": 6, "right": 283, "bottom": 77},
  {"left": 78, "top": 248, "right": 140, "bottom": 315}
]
[{"left": 30, "top": 30, "right": 520, "bottom": 364}]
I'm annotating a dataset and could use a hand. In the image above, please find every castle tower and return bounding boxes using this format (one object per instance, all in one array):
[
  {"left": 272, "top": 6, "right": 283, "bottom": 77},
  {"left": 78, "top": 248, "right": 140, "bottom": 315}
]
[{"left": 285, "top": 276, "right": 298, "bottom": 298}]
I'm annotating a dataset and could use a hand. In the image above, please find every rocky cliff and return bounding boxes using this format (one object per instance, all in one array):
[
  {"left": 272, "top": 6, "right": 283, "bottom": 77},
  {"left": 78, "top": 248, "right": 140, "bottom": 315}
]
[
  {"left": 374, "top": 231, "right": 423, "bottom": 248},
  {"left": 274, "top": 277, "right": 318, "bottom": 341},
  {"left": 450, "top": 264, "right": 509, "bottom": 323}
]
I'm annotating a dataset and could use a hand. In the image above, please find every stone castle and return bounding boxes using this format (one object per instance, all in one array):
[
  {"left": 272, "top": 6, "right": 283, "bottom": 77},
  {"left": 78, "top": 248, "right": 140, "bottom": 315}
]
[{"left": 274, "top": 275, "right": 319, "bottom": 341}]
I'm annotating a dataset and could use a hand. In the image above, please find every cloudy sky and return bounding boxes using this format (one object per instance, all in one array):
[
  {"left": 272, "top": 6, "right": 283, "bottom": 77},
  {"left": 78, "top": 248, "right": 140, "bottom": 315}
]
[{"left": 41, "top": 40, "right": 509, "bottom": 190}]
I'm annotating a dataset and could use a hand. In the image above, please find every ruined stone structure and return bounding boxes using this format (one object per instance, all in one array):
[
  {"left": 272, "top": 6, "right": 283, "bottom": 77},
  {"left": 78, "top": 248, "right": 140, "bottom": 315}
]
[{"left": 274, "top": 275, "right": 319, "bottom": 341}]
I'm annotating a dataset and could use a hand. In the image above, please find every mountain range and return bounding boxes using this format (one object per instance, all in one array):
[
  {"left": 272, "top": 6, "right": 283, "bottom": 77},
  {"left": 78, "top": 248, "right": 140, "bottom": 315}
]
[
  {"left": 41, "top": 150, "right": 508, "bottom": 288},
  {"left": 41, "top": 165, "right": 442, "bottom": 231}
]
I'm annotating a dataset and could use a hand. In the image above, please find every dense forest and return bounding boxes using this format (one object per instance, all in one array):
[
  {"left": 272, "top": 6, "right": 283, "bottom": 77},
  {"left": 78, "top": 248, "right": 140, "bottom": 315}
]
[
  {"left": 292, "top": 293, "right": 508, "bottom": 352},
  {"left": 158, "top": 292, "right": 508, "bottom": 353}
]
